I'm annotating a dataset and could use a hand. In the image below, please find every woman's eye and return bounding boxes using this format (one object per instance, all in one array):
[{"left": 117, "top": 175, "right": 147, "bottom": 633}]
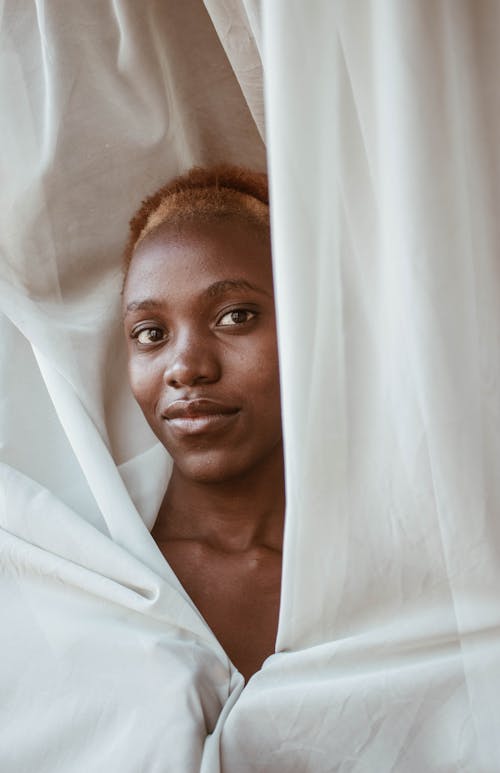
[
  {"left": 217, "top": 309, "right": 256, "bottom": 326},
  {"left": 135, "top": 327, "right": 165, "bottom": 344}
]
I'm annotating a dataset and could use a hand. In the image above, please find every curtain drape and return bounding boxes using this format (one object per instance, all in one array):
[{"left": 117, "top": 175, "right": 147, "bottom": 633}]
[{"left": 1, "top": 1, "right": 499, "bottom": 771}]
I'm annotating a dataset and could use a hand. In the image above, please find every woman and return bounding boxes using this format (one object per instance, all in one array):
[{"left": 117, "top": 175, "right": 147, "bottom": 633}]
[{"left": 122, "top": 165, "right": 284, "bottom": 682}]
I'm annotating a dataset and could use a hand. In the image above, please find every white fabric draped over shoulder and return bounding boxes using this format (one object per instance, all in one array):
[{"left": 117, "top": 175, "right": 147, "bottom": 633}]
[{"left": 1, "top": 1, "right": 500, "bottom": 771}]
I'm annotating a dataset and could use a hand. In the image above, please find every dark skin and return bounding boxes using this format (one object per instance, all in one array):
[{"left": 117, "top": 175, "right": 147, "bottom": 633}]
[{"left": 122, "top": 217, "right": 284, "bottom": 681}]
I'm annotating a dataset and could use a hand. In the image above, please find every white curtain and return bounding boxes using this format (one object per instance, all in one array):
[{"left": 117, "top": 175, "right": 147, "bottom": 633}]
[{"left": 2, "top": 1, "right": 500, "bottom": 771}]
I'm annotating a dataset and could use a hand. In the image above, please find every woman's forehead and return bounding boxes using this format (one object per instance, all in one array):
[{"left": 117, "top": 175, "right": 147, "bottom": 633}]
[{"left": 123, "top": 218, "right": 273, "bottom": 304}]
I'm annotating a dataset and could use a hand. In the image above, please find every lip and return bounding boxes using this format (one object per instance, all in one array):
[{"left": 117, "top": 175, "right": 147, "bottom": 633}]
[{"left": 162, "top": 399, "right": 240, "bottom": 436}]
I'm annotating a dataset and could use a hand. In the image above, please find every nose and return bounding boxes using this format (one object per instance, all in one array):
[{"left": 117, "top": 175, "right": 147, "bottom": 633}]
[{"left": 163, "top": 331, "right": 221, "bottom": 388}]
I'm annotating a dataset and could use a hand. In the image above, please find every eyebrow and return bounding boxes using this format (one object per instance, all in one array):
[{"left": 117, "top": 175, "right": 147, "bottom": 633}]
[
  {"left": 125, "top": 278, "right": 271, "bottom": 315},
  {"left": 125, "top": 298, "right": 163, "bottom": 314},
  {"left": 204, "top": 279, "right": 270, "bottom": 298}
]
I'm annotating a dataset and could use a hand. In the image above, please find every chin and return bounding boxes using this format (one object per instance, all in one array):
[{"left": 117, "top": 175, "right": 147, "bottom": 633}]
[
  {"left": 176, "top": 460, "right": 246, "bottom": 484},
  {"left": 172, "top": 448, "right": 261, "bottom": 484}
]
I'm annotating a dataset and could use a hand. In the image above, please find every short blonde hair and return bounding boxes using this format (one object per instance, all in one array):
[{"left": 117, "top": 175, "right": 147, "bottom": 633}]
[{"left": 123, "top": 164, "right": 269, "bottom": 271}]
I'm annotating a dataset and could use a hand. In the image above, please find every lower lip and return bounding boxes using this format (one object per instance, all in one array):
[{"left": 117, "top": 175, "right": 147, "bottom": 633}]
[{"left": 166, "top": 412, "right": 239, "bottom": 436}]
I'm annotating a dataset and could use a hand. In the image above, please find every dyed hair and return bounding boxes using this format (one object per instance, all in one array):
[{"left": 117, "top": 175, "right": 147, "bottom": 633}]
[{"left": 123, "top": 164, "right": 269, "bottom": 272}]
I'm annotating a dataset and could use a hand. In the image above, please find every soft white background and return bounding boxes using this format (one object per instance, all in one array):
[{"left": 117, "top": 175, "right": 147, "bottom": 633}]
[{"left": 1, "top": 2, "right": 499, "bottom": 771}]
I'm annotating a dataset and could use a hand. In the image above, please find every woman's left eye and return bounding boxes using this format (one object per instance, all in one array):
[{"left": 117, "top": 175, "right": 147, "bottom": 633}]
[{"left": 217, "top": 309, "right": 256, "bottom": 326}]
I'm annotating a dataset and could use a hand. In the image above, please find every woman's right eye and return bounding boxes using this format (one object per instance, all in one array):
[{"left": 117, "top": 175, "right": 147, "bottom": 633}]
[{"left": 135, "top": 327, "right": 166, "bottom": 345}]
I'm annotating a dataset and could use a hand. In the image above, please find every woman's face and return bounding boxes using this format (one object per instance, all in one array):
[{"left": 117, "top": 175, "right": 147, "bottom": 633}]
[{"left": 122, "top": 217, "right": 282, "bottom": 483}]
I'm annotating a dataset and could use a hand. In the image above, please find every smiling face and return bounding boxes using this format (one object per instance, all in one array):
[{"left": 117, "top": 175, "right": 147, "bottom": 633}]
[{"left": 122, "top": 217, "right": 282, "bottom": 484}]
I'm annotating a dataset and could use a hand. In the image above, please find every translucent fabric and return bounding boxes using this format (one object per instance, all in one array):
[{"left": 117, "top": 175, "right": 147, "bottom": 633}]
[{"left": 1, "top": 1, "right": 500, "bottom": 771}]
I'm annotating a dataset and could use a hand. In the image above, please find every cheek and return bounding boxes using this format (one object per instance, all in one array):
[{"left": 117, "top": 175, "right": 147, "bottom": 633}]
[
  {"left": 241, "top": 336, "right": 281, "bottom": 414},
  {"left": 127, "top": 357, "right": 161, "bottom": 416},
  {"left": 258, "top": 329, "right": 281, "bottom": 385}
]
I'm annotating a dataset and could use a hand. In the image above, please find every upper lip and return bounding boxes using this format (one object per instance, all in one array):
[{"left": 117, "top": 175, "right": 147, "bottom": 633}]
[{"left": 163, "top": 399, "right": 239, "bottom": 420}]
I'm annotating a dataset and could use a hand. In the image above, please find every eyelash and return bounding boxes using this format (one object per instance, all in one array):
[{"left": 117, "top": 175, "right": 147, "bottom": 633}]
[{"left": 131, "top": 308, "right": 257, "bottom": 346}]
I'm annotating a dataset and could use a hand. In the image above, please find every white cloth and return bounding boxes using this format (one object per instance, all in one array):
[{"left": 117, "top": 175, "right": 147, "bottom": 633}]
[{"left": 2, "top": 1, "right": 500, "bottom": 771}]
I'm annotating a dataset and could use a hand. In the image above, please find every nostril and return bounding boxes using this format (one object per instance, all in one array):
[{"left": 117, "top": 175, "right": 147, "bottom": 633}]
[{"left": 163, "top": 352, "right": 221, "bottom": 388}]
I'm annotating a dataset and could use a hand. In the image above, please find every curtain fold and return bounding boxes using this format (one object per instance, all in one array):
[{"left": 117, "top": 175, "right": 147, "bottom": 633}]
[
  {"left": 217, "top": 1, "right": 499, "bottom": 769},
  {"left": 204, "top": 0, "right": 264, "bottom": 139}
]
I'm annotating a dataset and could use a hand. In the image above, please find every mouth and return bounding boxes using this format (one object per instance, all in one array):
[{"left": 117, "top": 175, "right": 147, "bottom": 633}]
[{"left": 162, "top": 399, "right": 240, "bottom": 436}]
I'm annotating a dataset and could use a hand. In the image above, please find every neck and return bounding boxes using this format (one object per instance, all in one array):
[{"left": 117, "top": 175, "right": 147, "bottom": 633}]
[{"left": 154, "top": 444, "right": 285, "bottom": 553}]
